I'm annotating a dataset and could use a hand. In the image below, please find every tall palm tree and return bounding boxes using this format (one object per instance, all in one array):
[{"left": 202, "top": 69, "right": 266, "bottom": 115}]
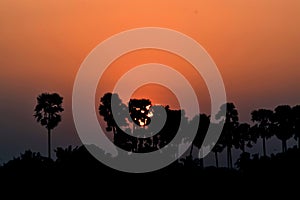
[
  {"left": 34, "top": 93, "right": 64, "bottom": 159},
  {"left": 216, "top": 103, "right": 239, "bottom": 168},
  {"left": 251, "top": 109, "right": 273, "bottom": 157},
  {"left": 99, "top": 93, "right": 128, "bottom": 147},
  {"left": 273, "top": 105, "right": 293, "bottom": 153}
]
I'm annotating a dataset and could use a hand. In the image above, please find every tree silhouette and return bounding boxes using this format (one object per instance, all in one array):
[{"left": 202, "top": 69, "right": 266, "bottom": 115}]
[
  {"left": 34, "top": 93, "right": 64, "bottom": 159},
  {"left": 96, "top": 93, "right": 300, "bottom": 170},
  {"left": 5, "top": 97, "right": 300, "bottom": 181},
  {"left": 147, "top": 105, "right": 165, "bottom": 149},
  {"left": 162, "top": 107, "right": 187, "bottom": 157},
  {"left": 217, "top": 103, "right": 239, "bottom": 168},
  {"left": 273, "top": 105, "right": 293, "bottom": 153},
  {"left": 248, "top": 124, "right": 259, "bottom": 149},
  {"left": 128, "top": 99, "right": 153, "bottom": 151},
  {"left": 292, "top": 105, "right": 300, "bottom": 148},
  {"left": 212, "top": 141, "right": 224, "bottom": 168},
  {"left": 188, "top": 114, "right": 210, "bottom": 167},
  {"left": 210, "top": 122, "right": 226, "bottom": 168},
  {"left": 98, "top": 93, "right": 184, "bottom": 154},
  {"left": 99, "top": 93, "right": 128, "bottom": 147},
  {"left": 251, "top": 109, "right": 273, "bottom": 156},
  {"left": 234, "top": 123, "right": 251, "bottom": 153}
]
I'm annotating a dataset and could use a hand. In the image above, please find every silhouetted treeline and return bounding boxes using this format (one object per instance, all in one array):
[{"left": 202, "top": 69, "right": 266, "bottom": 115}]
[
  {"left": 98, "top": 93, "right": 300, "bottom": 169},
  {"left": 2, "top": 92, "right": 300, "bottom": 187}
]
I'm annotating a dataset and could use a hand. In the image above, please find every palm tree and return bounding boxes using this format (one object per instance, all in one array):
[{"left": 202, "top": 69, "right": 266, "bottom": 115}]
[
  {"left": 251, "top": 109, "right": 273, "bottom": 157},
  {"left": 34, "top": 93, "right": 64, "bottom": 159},
  {"left": 210, "top": 122, "right": 225, "bottom": 168},
  {"left": 248, "top": 124, "right": 259, "bottom": 149},
  {"left": 128, "top": 98, "right": 152, "bottom": 151},
  {"left": 273, "top": 105, "right": 293, "bottom": 153},
  {"left": 211, "top": 141, "right": 224, "bottom": 168},
  {"left": 158, "top": 106, "right": 185, "bottom": 157},
  {"left": 234, "top": 123, "right": 251, "bottom": 153},
  {"left": 216, "top": 103, "right": 239, "bottom": 168},
  {"left": 99, "top": 93, "right": 128, "bottom": 147},
  {"left": 188, "top": 114, "right": 210, "bottom": 167},
  {"left": 292, "top": 105, "right": 300, "bottom": 148}
]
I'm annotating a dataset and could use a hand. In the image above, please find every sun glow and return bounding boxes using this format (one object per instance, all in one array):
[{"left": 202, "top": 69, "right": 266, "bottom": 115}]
[
  {"left": 138, "top": 119, "right": 145, "bottom": 126},
  {"left": 147, "top": 112, "right": 153, "bottom": 118}
]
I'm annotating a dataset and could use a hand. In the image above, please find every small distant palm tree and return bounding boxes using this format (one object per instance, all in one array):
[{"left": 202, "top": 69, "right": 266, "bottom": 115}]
[
  {"left": 273, "top": 105, "right": 293, "bottom": 153},
  {"left": 212, "top": 143, "right": 224, "bottom": 168},
  {"left": 217, "top": 103, "right": 239, "bottom": 168},
  {"left": 34, "top": 93, "right": 64, "bottom": 159},
  {"left": 234, "top": 123, "right": 251, "bottom": 153},
  {"left": 251, "top": 109, "right": 273, "bottom": 156},
  {"left": 210, "top": 122, "right": 225, "bottom": 168}
]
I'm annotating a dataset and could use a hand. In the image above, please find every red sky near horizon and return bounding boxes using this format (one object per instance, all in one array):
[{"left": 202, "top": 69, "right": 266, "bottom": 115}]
[{"left": 0, "top": 0, "right": 300, "bottom": 161}]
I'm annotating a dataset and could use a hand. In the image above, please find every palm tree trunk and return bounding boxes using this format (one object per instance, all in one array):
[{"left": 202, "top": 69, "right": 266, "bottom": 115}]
[
  {"left": 198, "top": 149, "right": 204, "bottom": 168},
  {"left": 112, "top": 126, "right": 117, "bottom": 146},
  {"left": 229, "top": 148, "right": 232, "bottom": 168},
  {"left": 262, "top": 137, "right": 266, "bottom": 157},
  {"left": 189, "top": 142, "right": 194, "bottom": 157},
  {"left": 298, "top": 137, "right": 300, "bottom": 149},
  {"left": 227, "top": 147, "right": 232, "bottom": 168},
  {"left": 48, "top": 129, "right": 51, "bottom": 159},
  {"left": 285, "top": 140, "right": 287, "bottom": 152},
  {"left": 133, "top": 125, "right": 139, "bottom": 151},
  {"left": 214, "top": 151, "right": 219, "bottom": 168},
  {"left": 226, "top": 146, "right": 233, "bottom": 168},
  {"left": 282, "top": 140, "right": 287, "bottom": 153},
  {"left": 227, "top": 147, "right": 229, "bottom": 168}
]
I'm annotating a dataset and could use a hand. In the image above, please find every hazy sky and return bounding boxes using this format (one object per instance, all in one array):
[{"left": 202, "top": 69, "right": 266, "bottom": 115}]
[{"left": 0, "top": 0, "right": 300, "bottom": 163}]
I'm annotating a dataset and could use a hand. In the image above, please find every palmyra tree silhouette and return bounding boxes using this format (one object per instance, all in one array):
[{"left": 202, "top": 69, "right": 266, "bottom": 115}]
[{"left": 34, "top": 93, "right": 64, "bottom": 159}]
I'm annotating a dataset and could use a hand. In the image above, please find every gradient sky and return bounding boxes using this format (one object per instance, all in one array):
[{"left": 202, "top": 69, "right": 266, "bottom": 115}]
[{"left": 0, "top": 0, "right": 300, "bottom": 163}]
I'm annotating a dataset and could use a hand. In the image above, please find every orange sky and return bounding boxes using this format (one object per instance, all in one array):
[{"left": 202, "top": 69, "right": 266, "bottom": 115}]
[
  {"left": 0, "top": 0, "right": 300, "bottom": 160},
  {"left": 96, "top": 48, "right": 210, "bottom": 113}
]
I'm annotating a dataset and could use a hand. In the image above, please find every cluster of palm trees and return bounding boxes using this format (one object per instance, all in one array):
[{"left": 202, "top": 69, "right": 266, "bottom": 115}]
[
  {"left": 207, "top": 103, "right": 300, "bottom": 168},
  {"left": 99, "top": 93, "right": 181, "bottom": 153},
  {"left": 33, "top": 92, "right": 300, "bottom": 169},
  {"left": 98, "top": 93, "right": 300, "bottom": 168}
]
